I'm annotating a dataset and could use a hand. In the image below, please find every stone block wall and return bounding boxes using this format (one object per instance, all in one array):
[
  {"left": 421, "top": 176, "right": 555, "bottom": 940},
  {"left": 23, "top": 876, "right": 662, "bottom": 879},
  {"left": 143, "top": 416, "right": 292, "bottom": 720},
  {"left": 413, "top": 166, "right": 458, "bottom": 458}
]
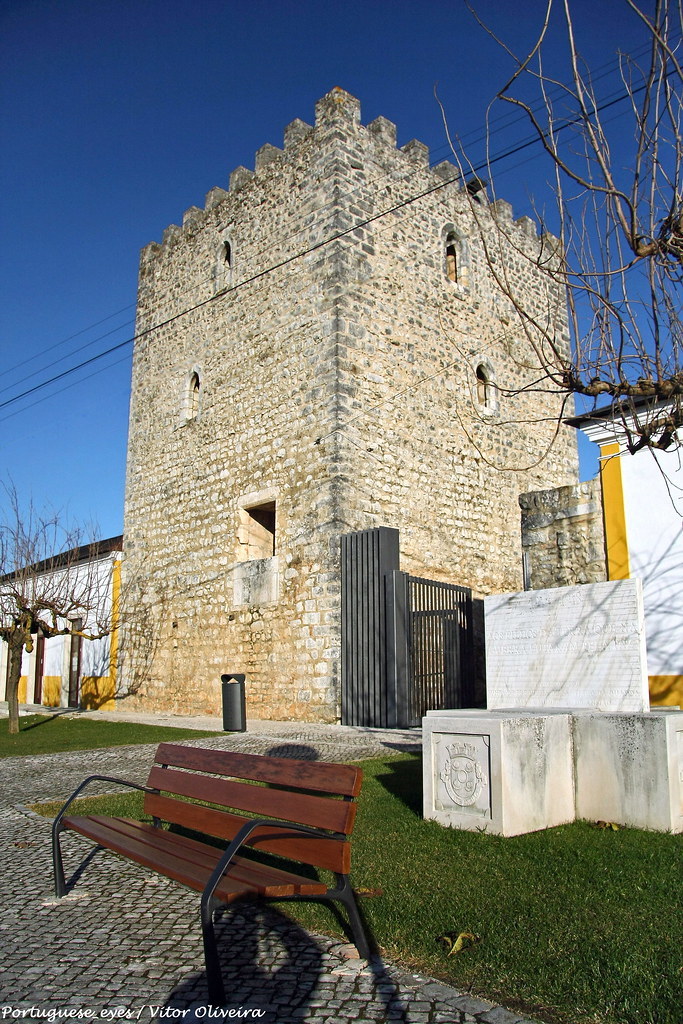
[
  {"left": 120, "top": 88, "right": 579, "bottom": 721},
  {"left": 519, "top": 480, "right": 607, "bottom": 590}
]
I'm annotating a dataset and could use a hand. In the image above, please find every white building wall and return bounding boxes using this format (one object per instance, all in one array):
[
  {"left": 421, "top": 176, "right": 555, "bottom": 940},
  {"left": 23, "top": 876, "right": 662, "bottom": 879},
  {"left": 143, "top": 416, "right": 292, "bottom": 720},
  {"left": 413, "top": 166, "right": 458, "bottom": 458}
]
[
  {"left": 1, "top": 547, "right": 121, "bottom": 710},
  {"left": 620, "top": 446, "right": 683, "bottom": 677}
]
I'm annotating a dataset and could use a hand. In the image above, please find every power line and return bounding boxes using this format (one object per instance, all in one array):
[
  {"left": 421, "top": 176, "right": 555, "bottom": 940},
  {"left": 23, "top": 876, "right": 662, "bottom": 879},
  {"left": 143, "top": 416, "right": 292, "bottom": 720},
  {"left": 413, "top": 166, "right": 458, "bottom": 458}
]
[
  {"left": 0, "top": 350, "right": 133, "bottom": 426},
  {"left": 0, "top": 315, "right": 136, "bottom": 400},
  {"left": 1, "top": 304, "right": 136, "bottom": 386},
  {"left": 0, "top": 68, "right": 665, "bottom": 416},
  {"left": 0, "top": 336, "right": 134, "bottom": 412},
  {"left": 4, "top": 39, "right": 653, "bottom": 397}
]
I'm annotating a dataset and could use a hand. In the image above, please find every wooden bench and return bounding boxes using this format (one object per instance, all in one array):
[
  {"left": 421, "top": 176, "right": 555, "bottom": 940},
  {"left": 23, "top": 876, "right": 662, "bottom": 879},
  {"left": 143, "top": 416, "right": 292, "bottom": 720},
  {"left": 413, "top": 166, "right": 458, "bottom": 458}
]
[{"left": 51, "top": 743, "right": 371, "bottom": 1004}]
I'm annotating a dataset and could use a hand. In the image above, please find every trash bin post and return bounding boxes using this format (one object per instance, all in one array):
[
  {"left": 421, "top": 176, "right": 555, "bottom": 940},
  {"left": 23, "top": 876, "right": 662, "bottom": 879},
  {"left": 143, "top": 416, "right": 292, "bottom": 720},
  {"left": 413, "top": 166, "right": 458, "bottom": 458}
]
[{"left": 221, "top": 673, "right": 246, "bottom": 732}]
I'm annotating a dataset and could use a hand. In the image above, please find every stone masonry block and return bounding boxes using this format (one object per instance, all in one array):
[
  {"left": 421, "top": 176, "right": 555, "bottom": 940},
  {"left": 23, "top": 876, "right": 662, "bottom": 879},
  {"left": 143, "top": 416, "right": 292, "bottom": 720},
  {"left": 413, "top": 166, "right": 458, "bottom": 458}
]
[
  {"left": 204, "top": 186, "right": 229, "bottom": 210},
  {"left": 255, "top": 143, "right": 283, "bottom": 171},
  {"left": 229, "top": 166, "right": 254, "bottom": 191},
  {"left": 315, "top": 87, "right": 361, "bottom": 127},
  {"left": 367, "top": 116, "right": 397, "bottom": 147},
  {"left": 284, "top": 118, "right": 313, "bottom": 148},
  {"left": 423, "top": 710, "right": 575, "bottom": 836},
  {"left": 182, "top": 205, "right": 203, "bottom": 230},
  {"left": 573, "top": 710, "right": 683, "bottom": 832},
  {"left": 400, "top": 139, "right": 429, "bottom": 165},
  {"left": 432, "top": 160, "right": 459, "bottom": 183}
]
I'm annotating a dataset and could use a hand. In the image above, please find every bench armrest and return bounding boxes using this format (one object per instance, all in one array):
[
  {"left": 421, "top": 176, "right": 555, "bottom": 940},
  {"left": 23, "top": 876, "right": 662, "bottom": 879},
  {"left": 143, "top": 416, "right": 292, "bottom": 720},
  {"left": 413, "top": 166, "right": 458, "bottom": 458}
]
[
  {"left": 200, "top": 818, "right": 340, "bottom": 913},
  {"left": 52, "top": 775, "right": 155, "bottom": 837},
  {"left": 51, "top": 774, "right": 156, "bottom": 899}
]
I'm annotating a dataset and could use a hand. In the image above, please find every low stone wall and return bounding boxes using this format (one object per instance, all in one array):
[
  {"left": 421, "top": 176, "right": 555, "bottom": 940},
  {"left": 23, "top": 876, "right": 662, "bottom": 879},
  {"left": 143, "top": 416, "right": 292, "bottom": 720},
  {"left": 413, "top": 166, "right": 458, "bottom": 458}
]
[{"left": 519, "top": 480, "right": 606, "bottom": 590}]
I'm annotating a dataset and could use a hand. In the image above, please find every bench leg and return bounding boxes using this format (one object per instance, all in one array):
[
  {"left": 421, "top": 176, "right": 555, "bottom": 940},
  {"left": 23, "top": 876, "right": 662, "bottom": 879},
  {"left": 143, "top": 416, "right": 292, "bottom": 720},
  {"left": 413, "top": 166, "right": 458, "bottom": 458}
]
[
  {"left": 200, "top": 899, "right": 226, "bottom": 1006},
  {"left": 52, "top": 828, "right": 66, "bottom": 898},
  {"left": 333, "top": 876, "right": 371, "bottom": 960}
]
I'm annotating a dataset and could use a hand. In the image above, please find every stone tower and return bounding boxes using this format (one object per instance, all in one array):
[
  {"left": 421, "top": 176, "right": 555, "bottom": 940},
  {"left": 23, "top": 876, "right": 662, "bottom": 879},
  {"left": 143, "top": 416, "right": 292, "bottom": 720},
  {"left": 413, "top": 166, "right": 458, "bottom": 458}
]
[{"left": 121, "top": 88, "right": 579, "bottom": 721}]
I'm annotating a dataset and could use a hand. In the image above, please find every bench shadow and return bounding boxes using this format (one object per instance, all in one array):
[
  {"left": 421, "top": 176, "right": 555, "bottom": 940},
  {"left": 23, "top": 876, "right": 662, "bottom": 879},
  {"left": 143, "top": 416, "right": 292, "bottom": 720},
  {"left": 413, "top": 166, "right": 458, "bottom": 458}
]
[
  {"left": 63, "top": 845, "right": 107, "bottom": 891},
  {"left": 266, "top": 743, "right": 319, "bottom": 760},
  {"left": 164, "top": 903, "right": 409, "bottom": 1023},
  {"left": 164, "top": 905, "right": 318, "bottom": 1022}
]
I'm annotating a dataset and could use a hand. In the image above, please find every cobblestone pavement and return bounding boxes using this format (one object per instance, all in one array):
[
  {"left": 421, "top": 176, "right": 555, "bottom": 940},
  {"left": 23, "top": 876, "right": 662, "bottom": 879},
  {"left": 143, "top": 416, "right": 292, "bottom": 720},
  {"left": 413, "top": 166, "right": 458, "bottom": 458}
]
[{"left": 0, "top": 718, "right": 544, "bottom": 1024}]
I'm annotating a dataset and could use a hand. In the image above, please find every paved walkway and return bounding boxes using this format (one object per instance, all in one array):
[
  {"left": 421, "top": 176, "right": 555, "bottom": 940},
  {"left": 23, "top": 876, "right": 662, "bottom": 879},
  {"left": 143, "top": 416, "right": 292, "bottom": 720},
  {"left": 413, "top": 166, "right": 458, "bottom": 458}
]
[{"left": 0, "top": 707, "right": 543, "bottom": 1024}]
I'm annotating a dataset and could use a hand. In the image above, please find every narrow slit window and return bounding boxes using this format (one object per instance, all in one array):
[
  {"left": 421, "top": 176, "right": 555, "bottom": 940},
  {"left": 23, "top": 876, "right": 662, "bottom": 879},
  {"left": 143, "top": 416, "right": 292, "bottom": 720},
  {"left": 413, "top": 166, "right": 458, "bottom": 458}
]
[
  {"left": 476, "top": 364, "right": 494, "bottom": 409},
  {"left": 446, "top": 241, "right": 458, "bottom": 283},
  {"left": 223, "top": 240, "right": 232, "bottom": 267},
  {"left": 443, "top": 226, "right": 469, "bottom": 289},
  {"left": 189, "top": 372, "right": 201, "bottom": 419}
]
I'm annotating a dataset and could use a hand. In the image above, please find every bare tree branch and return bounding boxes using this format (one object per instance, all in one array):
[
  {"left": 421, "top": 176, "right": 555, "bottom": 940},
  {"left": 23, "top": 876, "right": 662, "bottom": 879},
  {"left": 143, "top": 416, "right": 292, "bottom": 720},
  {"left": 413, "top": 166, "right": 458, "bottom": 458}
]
[{"left": 459, "top": 0, "right": 683, "bottom": 454}]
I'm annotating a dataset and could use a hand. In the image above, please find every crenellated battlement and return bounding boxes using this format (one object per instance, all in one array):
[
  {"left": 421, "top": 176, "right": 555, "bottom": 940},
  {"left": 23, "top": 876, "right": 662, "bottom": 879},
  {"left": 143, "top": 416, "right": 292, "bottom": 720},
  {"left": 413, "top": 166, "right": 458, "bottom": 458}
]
[{"left": 140, "top": 87, "right": 545, "bottom": 264}]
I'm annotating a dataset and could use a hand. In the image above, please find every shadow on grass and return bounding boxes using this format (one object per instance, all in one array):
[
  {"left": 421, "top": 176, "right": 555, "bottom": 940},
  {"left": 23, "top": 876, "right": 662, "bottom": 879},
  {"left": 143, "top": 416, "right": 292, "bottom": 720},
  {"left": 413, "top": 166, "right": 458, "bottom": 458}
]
[
  {"left": 374, "top": 752, "right": 423, "bottom": 816},
  {"left": 19, "top": 714, "right": 64, "bottom": 732}
]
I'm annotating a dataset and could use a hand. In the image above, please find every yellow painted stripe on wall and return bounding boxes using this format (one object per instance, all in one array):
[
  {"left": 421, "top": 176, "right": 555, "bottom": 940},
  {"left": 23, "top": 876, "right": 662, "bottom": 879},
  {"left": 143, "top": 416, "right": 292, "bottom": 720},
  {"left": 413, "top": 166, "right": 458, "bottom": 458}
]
[
  {"left": 649, "top": 674, "right": 683, "bottom": 708},
  {"left": 600, "top": 441, "right": 631, "bottom": 580},
  {"left": 18, "top": 675, "right": 27, "bottom": 703},
  {"left": 78, "top": 559, "right": 121, "bottom": 712},
  {"left": 80, "top": 675, "right": 115, "bottom": 710},
  {"left": 42, "top": 677, "right": 62, "bottom": 707}
]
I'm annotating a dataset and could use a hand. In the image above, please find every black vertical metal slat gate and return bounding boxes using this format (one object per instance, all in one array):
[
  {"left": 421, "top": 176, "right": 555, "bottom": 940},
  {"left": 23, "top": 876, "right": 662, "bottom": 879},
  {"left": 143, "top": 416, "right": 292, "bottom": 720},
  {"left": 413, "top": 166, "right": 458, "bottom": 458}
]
[
  {"left": 341, "top": 528, "right": 473, "bottom": 728},
  {"left": 341, "top": 527, "right": 400, "bottom": 727},
  {"left": 406, "top": 575, "right": 474, "bottom": 726}
]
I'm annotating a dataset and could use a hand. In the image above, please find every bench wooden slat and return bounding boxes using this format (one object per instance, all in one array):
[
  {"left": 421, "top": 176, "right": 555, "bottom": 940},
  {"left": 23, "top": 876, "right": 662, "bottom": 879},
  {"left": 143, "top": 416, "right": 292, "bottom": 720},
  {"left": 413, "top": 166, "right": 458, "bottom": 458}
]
[
  {"left": 95, "top": 816, "right": 328, "bottom": 898},
  {"left": 152, "top": 743, "right": 362, "bottom": 797},
  {"left": 92, "top": 817, "right": 326, "bottom": 895},
  {"left": 143, "top": 792, "right": 351, "bottom": 874},
  {"left": 64, "top": 816, "right": 328, "bottom": 901},
  {"left": 146, "top": 765, "right": 357, "bottom": 835},
  {"left": 64, "top": 814, "right": 225, "bottom": 893}
]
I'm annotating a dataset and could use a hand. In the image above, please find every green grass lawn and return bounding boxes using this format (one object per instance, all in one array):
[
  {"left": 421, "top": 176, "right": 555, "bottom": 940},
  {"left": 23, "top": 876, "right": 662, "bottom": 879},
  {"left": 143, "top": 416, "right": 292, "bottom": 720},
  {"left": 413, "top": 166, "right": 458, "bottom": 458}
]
[
  {"left": 0, "top": 713, "right": 216, "bottom": 756},
  {"left": 33, "top": 753, "right": 683, "bottom": 1024}
]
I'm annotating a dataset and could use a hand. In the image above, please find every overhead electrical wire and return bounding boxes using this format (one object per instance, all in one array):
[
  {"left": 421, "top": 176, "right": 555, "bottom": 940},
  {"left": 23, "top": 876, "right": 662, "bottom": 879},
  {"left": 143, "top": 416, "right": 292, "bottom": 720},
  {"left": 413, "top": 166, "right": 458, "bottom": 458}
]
[
  {"left": 2, "top": 41, "right": 656, "bottom": 406},
  {"left": 3, "top": 38, "right": 655, "bottom": 391},
  {"left": 1, "top": 60, "right": 669, "bottom": 418},
  {"left": 0, "top": 352, "right": 133, "bottom": 427}
]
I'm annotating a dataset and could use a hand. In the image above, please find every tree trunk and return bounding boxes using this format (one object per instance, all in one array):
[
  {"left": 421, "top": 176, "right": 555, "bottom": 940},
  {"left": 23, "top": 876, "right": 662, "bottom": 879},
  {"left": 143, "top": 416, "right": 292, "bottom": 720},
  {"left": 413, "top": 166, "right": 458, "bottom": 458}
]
[{"left": 6, "top": 633, "right": 25, "bottom": 736}]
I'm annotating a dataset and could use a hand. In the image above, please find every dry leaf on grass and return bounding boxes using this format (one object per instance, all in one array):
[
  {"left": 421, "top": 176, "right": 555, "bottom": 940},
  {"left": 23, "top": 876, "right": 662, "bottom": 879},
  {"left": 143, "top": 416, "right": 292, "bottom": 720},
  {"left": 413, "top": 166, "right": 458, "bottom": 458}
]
[{"left": 438, "top": 931, "right": 481, "bottom": 956}]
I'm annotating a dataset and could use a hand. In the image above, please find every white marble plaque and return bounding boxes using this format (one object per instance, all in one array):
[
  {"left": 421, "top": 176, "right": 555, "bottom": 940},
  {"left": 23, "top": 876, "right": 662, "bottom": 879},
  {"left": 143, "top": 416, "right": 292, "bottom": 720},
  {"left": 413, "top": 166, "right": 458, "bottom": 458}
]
[
  {"left": 232, "top": 557, "right": 279, "bottom": 606},
  {"left": 485, "top": 579, "right": 649, "bottom": 713}
]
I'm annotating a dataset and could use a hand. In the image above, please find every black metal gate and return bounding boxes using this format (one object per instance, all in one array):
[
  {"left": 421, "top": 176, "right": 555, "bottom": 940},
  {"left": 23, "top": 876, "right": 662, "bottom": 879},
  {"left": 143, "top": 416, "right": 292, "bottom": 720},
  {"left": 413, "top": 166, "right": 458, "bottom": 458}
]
[
  {"left": 405, "top": 575, "right": 474, "bottom": 726},
  {"left": 341, "top": 527, "right": 400, "bottom": 728},
  {"left": 341, "top": 528, "right": 474, "bottom": 727}
]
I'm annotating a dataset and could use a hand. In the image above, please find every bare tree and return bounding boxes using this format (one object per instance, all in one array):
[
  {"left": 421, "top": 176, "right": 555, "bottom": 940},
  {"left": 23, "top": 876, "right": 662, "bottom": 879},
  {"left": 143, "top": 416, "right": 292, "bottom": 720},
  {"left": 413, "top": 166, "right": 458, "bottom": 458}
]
[
  {"left": 453, "top": 0, "right": 682, "bottom": 454},
  {"left": 0, "top": 486, "right": 117, "bottom": 735}
]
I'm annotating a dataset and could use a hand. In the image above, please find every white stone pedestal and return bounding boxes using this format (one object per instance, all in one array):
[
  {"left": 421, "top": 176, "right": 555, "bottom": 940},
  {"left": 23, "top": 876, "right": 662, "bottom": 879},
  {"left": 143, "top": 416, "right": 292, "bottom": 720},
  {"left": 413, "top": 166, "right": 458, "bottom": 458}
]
[
  {"left": 423, "top": 710, "right": 575, "bottom": 837},
  {"left": 573, "top": 709, "right": 683, "bottom": 833}
]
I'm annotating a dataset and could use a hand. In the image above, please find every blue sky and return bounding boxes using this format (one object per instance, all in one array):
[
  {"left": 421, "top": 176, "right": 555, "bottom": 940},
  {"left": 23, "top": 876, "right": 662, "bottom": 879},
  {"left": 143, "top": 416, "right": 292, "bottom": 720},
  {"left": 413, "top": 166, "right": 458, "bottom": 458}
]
[{"left": 0, "top": 0, "right": 650, "bottom": 538}]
